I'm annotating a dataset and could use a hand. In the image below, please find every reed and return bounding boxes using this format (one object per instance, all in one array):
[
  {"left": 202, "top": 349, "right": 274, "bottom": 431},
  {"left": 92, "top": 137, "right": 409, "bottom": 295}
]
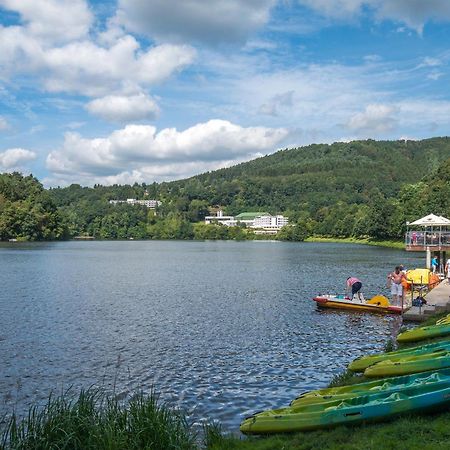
[{"left": 1, "top": 388, "right": 197, "bottom": 450}]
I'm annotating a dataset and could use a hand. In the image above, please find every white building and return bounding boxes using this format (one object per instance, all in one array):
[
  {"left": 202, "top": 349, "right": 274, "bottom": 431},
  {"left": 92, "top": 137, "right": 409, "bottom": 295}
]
[
  {"left": 252, "top": 214, "right": 289, "bottom": 230},
  {"left": 204, "top": 210, "right": 237, "bottom": 226},
  {"left": 109, "top": 199, "right": 161, "bottom": 208},
  {"left": 205, "top": 210, "right": 288, "bottom": 232}
]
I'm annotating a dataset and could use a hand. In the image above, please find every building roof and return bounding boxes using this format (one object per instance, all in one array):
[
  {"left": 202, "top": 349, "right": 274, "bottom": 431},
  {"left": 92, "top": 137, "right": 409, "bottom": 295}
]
[
  {"left": 408, "top": 214, "right": 450, "bottom": 226},
  {"left": 235, "top": 212, "right": 269, "bottom": 220}
]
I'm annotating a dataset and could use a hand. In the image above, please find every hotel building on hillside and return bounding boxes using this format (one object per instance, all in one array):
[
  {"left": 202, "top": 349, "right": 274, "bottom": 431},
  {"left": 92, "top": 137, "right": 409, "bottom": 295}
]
[
  {"left": 205, "top": 210, "right": 289, "bottom": 233},
  {"left": 204, "top": 210, "right": 237, "bottom": 226}
]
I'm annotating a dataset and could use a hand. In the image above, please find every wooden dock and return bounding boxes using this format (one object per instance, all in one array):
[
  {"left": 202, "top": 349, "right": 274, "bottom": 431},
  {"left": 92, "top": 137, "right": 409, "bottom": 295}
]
[{"left": 403, "top": 280, "right": 450, "bottom": 321}]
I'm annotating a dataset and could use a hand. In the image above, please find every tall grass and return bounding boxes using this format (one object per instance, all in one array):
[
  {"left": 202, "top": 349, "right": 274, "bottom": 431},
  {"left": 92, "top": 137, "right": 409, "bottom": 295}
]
[{"left": 1, "top": 388, "right": 197, "bottom": 450}]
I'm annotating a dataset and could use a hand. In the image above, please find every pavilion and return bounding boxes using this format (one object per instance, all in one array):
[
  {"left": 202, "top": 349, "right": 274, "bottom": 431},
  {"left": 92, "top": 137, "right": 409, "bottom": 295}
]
[{"left": 405, "top": 213, "right": 450, "bottom": 271}]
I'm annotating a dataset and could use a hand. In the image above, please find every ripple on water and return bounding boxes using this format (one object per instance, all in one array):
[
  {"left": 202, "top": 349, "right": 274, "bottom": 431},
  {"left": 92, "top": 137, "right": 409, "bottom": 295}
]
[{"left": 0, "top": 241, "right": 423, "bottom": 430}]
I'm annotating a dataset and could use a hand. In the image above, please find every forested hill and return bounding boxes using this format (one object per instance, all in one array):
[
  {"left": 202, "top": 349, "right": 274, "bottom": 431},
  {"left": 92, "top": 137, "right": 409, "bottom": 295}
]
[
  {"left": 165, "top": 137, "right": 450, "bottom": 215},
  {"left": 1, "top": 137, "right": 450, "bottom": 241}
]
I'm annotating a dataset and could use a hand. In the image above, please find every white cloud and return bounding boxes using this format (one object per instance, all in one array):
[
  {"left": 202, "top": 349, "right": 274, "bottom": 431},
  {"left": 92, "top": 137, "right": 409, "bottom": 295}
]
[
  {"left": 41, "top": 39, "right": 195, "bottom": 97},
  {"left": 298, "top": 0, "right": 450, "bottom": 32},
  {"left": 0, "top": 11, "right": 196, "bottom": 98},
  {"left": 46, "top": 120, "right": 288, "bottom": 183},
  {"left": 0, "top": 116, "right": 9, "bottom": 130},
  {"left": 0, "top": 0, "right": 92, "bottom": 43},
  {"left": 0, "top": 148, "right": 37, "bottom": 169},
  {"left": 86, "top": 93, "right": 160, "bottom": 123},
  {"left": 117, "top": 0, "right": 276, "bottom": 44},
  {"left": 345, "top": 104, "right": 398, "bottom": 134}
]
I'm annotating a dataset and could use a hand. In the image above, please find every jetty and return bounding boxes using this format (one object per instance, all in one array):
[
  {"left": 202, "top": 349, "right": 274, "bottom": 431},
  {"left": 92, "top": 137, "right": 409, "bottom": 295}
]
[
  {"left": 402, "top": 213, "right": 450, "bottom": 321},
  {"left": 403, "top": 279, "right": 450, "bottom": 321}
]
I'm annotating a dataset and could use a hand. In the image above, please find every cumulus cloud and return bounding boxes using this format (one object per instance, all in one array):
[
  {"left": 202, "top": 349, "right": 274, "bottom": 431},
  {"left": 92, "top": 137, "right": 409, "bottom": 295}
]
[
  {"left": 0, "top": 148, "right": 37, "bottom": 169},
  {"left": 86, "top": 94, "right": 160, "bottom": 123},
  {"left": 117, "top": 0, "right": 276, "bottom": 44},
  {"left": 345, "top": 103, "right": 398, "bottom": 134},
  {"left": 0, "top": 28, "right": 196, "bottom": 97},
  {"left": 298, "top": 0, "right": 450, "bottom": 32},
  {"left": 46, "top": 120, "right": 288, "bottom": 183},
  {"left": 0, "top": 4, "right": 196, "bottom": 98},
  {"left": 0, "top": 0, "right": 92, "bottom": 43}
]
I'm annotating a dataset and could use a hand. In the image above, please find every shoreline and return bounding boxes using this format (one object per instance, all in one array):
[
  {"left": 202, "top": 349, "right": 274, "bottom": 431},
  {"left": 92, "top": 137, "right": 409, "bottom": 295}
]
[{"left": 306, "top": 236, "right": 404, "bottom": 249}]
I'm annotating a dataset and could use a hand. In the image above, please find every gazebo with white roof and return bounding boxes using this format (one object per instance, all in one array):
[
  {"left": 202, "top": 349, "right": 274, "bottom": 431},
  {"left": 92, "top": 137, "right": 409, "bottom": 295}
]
[{"left": 405, "top": 213, "right": 450, "bottom": 270}]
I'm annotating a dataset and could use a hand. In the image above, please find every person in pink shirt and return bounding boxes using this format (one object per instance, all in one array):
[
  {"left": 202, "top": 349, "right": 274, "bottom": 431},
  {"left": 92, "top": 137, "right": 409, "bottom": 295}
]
[{"left": 346, "top": 276, "right": 362, "bottom": 301}]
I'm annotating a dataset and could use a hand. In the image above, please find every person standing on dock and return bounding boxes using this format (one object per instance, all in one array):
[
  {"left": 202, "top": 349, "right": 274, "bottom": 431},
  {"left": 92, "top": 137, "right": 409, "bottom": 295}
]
[
  {"left": 445, "top": 258, "right": 450, "bottom": 282},
  {"left": 431, "top": 256, "right": 439, "bottom": 274},
  {"left": 346, "top": 277, "right": 363, "bottom": 302},
  {"left": 387, "top": 266, "right": 407, "bottom": 306}
]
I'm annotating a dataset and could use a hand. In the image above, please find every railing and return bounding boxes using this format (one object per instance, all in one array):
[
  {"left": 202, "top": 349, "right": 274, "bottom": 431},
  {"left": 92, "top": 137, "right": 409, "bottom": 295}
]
[{"left": 405, "top": 230, "right": 450, "bottom": 247}]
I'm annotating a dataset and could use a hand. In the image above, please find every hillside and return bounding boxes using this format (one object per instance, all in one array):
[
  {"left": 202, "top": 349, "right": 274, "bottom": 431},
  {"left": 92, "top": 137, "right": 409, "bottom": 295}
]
[
  {"left": 164, "top": 137, "right": 450, "bottom": 215},
  {"left": 2, "top": 137, "right": 450, "bottom": 241}
]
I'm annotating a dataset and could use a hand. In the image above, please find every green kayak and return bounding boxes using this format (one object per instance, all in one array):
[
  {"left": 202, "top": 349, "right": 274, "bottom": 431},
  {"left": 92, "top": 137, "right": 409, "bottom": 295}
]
[
  {"left": 291, "top": 369, "right": 450, "bottom": 407},
  {"left": 397, "top": 323, "right": 450, "bottom": 343},
  {"left": 240, "top": 374, "right": 450, "bottom": 434},
  {"left": 349, "top": 340, "right": 450, "bottom": 372},
  {"left": 364, "top": 350, "right": 450, "bottom": 377}
]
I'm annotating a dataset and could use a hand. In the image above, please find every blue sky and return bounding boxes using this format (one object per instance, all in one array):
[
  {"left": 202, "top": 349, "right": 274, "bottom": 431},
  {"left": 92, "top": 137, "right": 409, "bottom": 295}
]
[{"left": 1, "top": 0, "right": 450, "bottom": 186}]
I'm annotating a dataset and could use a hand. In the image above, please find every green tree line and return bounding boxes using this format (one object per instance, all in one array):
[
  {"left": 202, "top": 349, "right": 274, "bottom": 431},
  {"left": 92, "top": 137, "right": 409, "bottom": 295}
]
[{"left": 1, "top": 138, "right": 450, "bottom": 242}]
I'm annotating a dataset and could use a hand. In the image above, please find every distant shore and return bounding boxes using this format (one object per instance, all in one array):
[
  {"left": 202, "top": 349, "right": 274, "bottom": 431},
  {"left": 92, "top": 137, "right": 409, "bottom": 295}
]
[{"left": 306, "top": 236, "right": 404, "bottom": 249}]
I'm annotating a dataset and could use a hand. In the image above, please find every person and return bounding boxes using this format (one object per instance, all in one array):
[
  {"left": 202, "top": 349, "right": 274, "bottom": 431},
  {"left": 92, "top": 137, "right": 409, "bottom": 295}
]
[
  {"left": 431, "top": 256, "right": 439, "bottom": 274},
  {"left": 445, "top": 258, "right": 450, "bottom": 283},
  {"left": 346, "top": 277, "right": 363, "bottom": 302},
  {"left": 387, "top": 266, "right": 408, "bottom": 306}
]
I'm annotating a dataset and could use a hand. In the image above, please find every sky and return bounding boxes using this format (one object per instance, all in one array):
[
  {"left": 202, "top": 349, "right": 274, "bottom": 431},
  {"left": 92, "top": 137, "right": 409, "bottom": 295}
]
[{"left": 1, "top": 1, "right": 450, "bottom": 186}]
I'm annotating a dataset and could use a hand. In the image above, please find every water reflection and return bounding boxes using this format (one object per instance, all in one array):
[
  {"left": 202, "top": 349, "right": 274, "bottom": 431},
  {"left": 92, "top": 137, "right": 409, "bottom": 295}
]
[{"left": 0, "top": 241, "right": 423, "bottom": 430}]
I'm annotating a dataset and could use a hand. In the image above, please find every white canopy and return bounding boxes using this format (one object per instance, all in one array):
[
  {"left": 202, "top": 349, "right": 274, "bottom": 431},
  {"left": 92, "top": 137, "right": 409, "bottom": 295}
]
[{"left": 408, "top": 214, "right": 450, "bottom": 227}]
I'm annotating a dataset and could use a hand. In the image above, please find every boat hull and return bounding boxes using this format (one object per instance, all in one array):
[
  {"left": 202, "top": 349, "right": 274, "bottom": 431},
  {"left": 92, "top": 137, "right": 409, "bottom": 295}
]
[
  {"left": 291, "top": 369, "right": 450, "bottom": 407},
  {"left": 349, "top": 341, "right": 450, "bottom": 372},
  {"left": 397, "top": 324, "right": 450, "bottom": 342},
  {"left": 240, "top": 375, "right": 450, "bottom": 434},
  {"left": 313, "top": 295, "right": 402, "bottom": 314},
  {"left": 364, "top": 351, "right": 450, "bottom": 377}
]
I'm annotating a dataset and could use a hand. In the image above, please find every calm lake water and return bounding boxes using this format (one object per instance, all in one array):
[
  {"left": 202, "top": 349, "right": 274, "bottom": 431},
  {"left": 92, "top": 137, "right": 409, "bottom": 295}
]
[{"left": 0, "top": 241, "right": 423, "bottom": 430}]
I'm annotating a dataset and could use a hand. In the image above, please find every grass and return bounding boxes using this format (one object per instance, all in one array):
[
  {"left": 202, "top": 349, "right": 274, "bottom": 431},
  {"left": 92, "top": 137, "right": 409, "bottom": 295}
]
[
  {"left": 208, "top": 411, "right": 450, "bottom": 450},
  {"left": 306, "top": 237, "right": 404, "bottom": 249},
  {"left": 0, "top": 388, "right": 198, "bottom": 450}
]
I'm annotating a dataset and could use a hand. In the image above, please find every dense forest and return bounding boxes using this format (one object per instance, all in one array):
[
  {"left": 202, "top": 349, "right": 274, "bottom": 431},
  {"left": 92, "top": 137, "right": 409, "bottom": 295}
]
[{"left": 1, "top": 137, "right": 450, "bottom": 242}]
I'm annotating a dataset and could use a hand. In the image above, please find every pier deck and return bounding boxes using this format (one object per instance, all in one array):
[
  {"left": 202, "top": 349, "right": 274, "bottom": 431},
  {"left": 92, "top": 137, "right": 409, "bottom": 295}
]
[{"left": 403, "top": 280, "right": 450, "bottom": 322}]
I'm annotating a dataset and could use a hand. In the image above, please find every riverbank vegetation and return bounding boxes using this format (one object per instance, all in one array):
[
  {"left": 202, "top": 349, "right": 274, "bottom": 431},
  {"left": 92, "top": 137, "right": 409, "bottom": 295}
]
[
  {"left": 2, "top": 138, "right": 450, "bottom": 242},
  {"left": 0, "top": 389, "right": 199, "bottom": 450}
]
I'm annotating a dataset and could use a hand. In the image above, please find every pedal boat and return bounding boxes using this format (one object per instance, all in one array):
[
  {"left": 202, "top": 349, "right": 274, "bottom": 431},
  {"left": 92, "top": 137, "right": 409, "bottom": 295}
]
[{"left": 313, "top": 294, "right": 403, "bottom": 314}]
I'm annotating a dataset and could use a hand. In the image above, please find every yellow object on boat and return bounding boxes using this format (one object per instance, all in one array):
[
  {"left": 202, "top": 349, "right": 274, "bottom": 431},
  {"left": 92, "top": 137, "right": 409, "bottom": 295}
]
[
  {"left": 406, "top": 268, "right": 432, "bottom": 284},
  {"left": 366, "top": 295, "right": 390, "bottom": 307}
]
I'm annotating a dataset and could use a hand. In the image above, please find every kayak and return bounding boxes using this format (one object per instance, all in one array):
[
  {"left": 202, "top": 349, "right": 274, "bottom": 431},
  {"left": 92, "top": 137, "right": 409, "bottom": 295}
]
[
  {"left": 291, "top": 369, "right": 450, "bottom": 407},
  {"left": 240, "top": 374, "right": 450, "bottom": 434},
  {"left": 313, "top": 294, "right": 402, "bottom": 314},
  {"left": 349, "top": 340, "right": 450, "bottom": 372},
  {"left": 397, "top": 323, "right": 450, "bottom": 343},
  {"left": 364, "top": 351, "right": 450, "bottom": 377}
]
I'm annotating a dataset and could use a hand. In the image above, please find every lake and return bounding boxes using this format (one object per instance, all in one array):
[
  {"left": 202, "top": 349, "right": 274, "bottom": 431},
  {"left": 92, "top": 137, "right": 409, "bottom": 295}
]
[{"left": 0, "top": 240, "right": 423, "bottom": 430}]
